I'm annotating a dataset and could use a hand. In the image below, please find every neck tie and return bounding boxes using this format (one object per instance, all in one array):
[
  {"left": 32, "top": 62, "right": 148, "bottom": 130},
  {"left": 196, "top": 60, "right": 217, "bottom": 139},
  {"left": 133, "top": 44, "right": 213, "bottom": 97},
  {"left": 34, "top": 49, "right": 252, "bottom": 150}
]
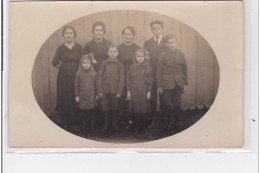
[{"left": 155, "top": 36, "right": 159, "bottom": 46}]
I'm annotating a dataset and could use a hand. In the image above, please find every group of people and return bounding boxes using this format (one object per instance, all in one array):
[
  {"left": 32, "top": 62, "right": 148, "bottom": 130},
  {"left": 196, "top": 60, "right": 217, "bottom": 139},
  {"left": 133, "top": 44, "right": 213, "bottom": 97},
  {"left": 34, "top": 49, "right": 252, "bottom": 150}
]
[{"left": 52, "top": 20, "right": 188, "bottom": 134}]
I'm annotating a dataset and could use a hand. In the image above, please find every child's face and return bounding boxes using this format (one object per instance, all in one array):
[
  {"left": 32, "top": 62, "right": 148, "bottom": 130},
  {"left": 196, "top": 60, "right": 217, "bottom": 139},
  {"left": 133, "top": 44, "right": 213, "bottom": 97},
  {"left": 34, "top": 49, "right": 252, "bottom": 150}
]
[
  {"left": 166, "top": 38, "right": 177, "bottom": 51},
  {"left": 151, "top": 24, "right": 163, "bottom": 37},
  {"left": 82, "top": 59, "right": 91, "bottom": 70},
  {"left": 107, "top": 48, "right": 119, "bottom": 59},
  {"left": 123, "top": 29, "right": 134, "bottom": 44},
  {"left": 63, "top": 29, "right": 75, "bottom": 43},
  {"left": 93, "top": 26, "right": 104, "bottom": 39},
  {"left": 136, "top": 52, "right": 145, "bottom": 64}
]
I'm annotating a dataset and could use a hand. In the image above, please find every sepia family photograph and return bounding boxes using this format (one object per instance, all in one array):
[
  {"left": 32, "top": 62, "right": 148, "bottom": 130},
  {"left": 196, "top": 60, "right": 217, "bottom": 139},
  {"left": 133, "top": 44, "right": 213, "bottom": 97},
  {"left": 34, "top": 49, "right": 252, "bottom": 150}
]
[{"left": 32, "top": 10, "right": 220, "bottom": 143}]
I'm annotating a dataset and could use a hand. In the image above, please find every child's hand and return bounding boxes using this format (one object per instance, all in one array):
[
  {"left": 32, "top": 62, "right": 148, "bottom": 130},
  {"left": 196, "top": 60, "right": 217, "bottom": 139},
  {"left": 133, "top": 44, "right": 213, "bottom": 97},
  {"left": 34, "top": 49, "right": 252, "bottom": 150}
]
[
  {"left": 96, "top": 95, "right": 99, "bottom": 101},
  {"left": 126, "top": 91, "right": 131, "bottom": 101},
  {"left": 146, "top": 91, "right": 151, "bottom": 100},
  {"left": 157, "top": 87, "right": 163, "bottom": 94},
  {"left": 75, "top": 96, "right": 80, "bottom": 102},
  {"left": 116, "top": 94, "right": 121, "bottom": 98},
  {"left": 183, "top": 85, "right": 188, "bottom": 92},
  {"left": 99, "top": 93, "right": 104, "bottom": 98}
]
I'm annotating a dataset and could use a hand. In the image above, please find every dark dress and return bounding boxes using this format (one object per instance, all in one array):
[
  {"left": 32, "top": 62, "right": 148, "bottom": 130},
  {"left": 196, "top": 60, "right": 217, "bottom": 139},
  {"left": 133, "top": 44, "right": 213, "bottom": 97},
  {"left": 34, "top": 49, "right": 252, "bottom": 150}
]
[
  {"left": 118, "top": 43, "right": 140, "bottom": 115},
  {"left": 83, "top": 39, "right": 112, "bottom": 72},
  {"left": 118, "top": 43, "right": 141, "bottom": 75},
  {"left": 52, "top": 43, "right": 82, "bottom": 114},
  {"left": 126, "top": 64, "right": 153, "bottom": 114}
]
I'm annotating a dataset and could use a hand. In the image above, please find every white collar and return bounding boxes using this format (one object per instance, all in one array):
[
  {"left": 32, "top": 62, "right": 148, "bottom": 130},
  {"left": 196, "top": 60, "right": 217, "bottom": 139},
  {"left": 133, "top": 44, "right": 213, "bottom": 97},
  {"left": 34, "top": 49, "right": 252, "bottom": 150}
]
[{"left": 154, "top": 34, "right": 163, "bottom": 45}]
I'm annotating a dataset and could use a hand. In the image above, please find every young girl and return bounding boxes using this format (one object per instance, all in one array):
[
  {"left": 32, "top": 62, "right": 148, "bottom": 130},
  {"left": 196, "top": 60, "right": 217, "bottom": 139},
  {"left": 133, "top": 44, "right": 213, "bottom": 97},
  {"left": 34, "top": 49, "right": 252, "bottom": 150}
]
[
  {"left": 75, "top": 54, "right": 97, "bottom": 132},
  {"left": 156, "top": 34, "right": 188, "bottom": 132},
  {"left": 52, "top": 25, "right": 82, "bottom": 127},
  {"left": 97, "top": 45, "right": 124, "bottom": 131},
  {"left": 126, "top": 49, "right": 153, "bottom": 133},
  {"left": 83, "top": 21, "right": 112, "bottom": 72}
]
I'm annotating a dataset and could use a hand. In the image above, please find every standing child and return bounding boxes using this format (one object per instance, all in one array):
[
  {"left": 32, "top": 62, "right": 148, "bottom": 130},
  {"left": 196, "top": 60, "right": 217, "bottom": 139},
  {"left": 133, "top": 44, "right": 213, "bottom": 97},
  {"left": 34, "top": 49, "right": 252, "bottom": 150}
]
[
  {"left": 157, "top": 34, "right": 188, "bottom": 132},
  {"left": 75, "top": 54, "right": 97, "bottom": 132},
  {"left": 143, "top": 20, "right": 166, "bottom": 128},
  {"left": 126, "top": 49, "right": 153, "bottom": 133},
  {"left": 97, "top": 45, "right": 124, "bottom": 131}
]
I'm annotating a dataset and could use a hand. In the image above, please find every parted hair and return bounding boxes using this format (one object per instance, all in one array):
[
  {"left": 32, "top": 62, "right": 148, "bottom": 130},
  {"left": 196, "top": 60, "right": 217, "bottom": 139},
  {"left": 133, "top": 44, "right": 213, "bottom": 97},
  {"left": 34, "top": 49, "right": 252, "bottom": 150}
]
[
  {"left": 165, "top": 34, "right": 178, "bottom": 43},
  {"left": 107, "top": 44, "right": 118, "bottom": 52},
  {"left": 122, "top": 26, "right": 136, "bottom": 36},
  {"left": 92, "top": 21, "right": 106, "bottom": 34},
  {"left": 62, "top": 25, "right": 77, "bottom": 38},
  {"left": 132, "top": 49, "right": 152, "bottom": 82},
  {"left": 150, "top": 20, "right": 163, "bottom": 29}
]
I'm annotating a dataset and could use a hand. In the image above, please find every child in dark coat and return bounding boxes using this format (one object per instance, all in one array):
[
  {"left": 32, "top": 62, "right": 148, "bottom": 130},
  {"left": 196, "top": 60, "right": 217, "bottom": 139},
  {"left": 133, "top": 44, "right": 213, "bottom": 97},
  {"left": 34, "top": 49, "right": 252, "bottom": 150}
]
[
  {"left": 75, "top": 54, "right": 97, "bottom": 132},
  {"left": 97, "top": 45, "right": 125, "bottom": 131},
  {"left": 157, "top": 34, "right": 188, "bottom": 132},
  {"left": 126, "top": 49, "right": 153, "bottom": 133}
]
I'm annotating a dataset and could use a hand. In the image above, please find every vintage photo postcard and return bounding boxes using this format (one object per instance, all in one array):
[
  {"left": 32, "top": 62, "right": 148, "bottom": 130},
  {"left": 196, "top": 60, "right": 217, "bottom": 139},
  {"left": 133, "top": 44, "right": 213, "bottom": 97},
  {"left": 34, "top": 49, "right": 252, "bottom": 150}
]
[{"left": 8, "top": 1, "right": 243, "bottom": 148}]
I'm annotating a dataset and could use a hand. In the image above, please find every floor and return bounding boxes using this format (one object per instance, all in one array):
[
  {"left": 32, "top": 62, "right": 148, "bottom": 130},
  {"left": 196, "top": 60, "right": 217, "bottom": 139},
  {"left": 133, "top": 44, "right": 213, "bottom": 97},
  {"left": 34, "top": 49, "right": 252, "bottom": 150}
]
[{"left": 51, "top": 108, "right": 209, "bottom": 143}]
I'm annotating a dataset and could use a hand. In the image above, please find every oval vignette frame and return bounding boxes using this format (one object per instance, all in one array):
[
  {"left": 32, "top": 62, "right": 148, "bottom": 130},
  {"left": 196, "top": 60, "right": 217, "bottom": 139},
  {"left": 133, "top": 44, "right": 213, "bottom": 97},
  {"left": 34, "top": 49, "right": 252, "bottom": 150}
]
[{"left": 32, "top": 10, "right": 220, "bottom": 144}]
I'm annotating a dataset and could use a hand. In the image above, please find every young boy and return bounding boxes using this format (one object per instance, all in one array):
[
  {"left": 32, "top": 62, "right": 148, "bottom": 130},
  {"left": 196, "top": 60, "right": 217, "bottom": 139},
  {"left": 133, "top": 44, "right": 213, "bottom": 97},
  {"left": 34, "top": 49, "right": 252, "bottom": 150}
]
[
  {"left": 143, "top": 20, "right": 166, "bottom": 128},
  {"left": 97, "top": 44, "right": 125, "bottom": 131},
  {"left": 157, "top": 34, "right": 188, "bottom": 132}
]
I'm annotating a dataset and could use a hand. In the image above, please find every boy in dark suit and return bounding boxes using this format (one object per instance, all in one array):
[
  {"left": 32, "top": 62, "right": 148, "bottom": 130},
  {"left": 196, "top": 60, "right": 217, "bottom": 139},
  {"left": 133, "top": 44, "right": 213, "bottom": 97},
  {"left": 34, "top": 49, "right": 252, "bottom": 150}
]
[{"left": 143, "top": 20, "right": 166, "bottom": 128}]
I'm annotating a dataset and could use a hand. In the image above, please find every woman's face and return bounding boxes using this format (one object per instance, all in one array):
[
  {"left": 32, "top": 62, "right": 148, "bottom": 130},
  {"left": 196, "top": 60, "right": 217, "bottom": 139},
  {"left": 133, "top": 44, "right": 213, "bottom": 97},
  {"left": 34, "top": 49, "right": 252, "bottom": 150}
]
[
  {"left": 82, "top": 59, "right": 91, "bottom": 70},
  {"left": 63, "top": 28, "right": 75, "bottom": 43},
  {"left": 123, "top": 29, "right": 134, "bottom": 44},
  {"left": 136, "top": 52, "right": 145, "bottom": 64},
  {"left": 93, "top": 25, "right": 104, "bottom": 39}
]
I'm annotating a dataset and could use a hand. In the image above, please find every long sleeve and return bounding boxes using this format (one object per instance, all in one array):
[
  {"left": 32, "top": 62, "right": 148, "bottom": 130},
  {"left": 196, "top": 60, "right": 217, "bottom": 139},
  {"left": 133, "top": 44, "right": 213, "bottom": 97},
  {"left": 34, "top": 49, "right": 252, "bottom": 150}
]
[
  {"left": 182, "top": 55, "right": 188, "bottom": 85},
  {"left": 79, "top": 46, "right": 84, "bottom": 57},
  {"left": 52, "top": 47, "right": 60, "bottom": 66},
  {"left": 74, "top": 71, "right": 80, "bottom": 97},
  {"left": 93, "top": 74, "right": 97, "bottom": 95},
  {"left": 126, "top": 69, "right": 132, "bottom": 92},
  {"left": 83, "top": 43, "right": 91, "bottom": 55},
  {"left": 97, "top": 61, "right": 105, "bottom": 94},
  {"left": 117, "top": 62, "right": 125, "bottom": 95},
  {"left": 156, "top": 54, "right": 164, "bottom": 88},
  {"left": 147, "top": 70, "right": 153, "bottom": 92}
]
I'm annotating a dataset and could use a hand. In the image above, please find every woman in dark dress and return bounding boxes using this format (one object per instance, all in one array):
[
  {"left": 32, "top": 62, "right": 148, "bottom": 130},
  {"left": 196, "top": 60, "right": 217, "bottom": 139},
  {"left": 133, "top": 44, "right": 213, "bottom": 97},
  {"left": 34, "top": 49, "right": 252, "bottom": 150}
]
[
  {"left": 52, "top": 25, "right": 82, "bottom": 126},
  {"left": 83, "top": 22, "right": 112, "bottom": 72},
  {"left": 117, "top": 26, "right": 141, "bottom": 121}
]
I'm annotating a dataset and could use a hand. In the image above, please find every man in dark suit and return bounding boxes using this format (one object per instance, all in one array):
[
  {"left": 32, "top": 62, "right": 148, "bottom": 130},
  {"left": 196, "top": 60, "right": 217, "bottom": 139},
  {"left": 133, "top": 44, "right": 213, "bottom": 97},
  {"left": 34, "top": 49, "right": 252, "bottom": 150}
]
[{"left": 143, "top": 20, "right": 166, "bottom": 128}]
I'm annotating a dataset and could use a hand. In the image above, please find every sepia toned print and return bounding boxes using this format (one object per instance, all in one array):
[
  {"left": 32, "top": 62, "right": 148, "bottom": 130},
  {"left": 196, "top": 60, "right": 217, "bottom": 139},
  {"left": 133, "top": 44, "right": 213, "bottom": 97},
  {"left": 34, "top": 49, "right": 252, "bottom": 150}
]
[
  {"left": 9, "top": 1, "right": 243, "bottom": 148},
  {"left": 32, "top": 10, "right": 219, "bottom": 143}
]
